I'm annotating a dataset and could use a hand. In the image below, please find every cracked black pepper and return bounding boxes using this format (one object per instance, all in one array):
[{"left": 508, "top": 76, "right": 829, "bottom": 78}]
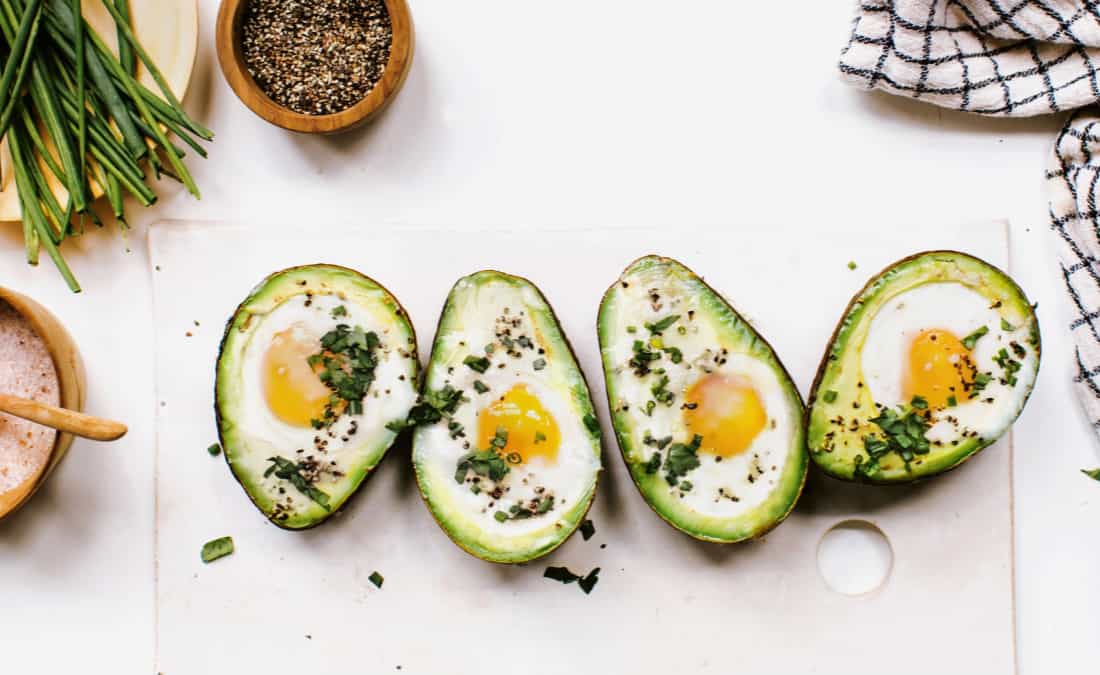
[{"left": 242, "top": 0, "right": 393, "bottom": 116}]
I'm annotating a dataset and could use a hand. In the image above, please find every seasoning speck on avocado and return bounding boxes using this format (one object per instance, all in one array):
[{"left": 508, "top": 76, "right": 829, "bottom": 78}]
[{"left": 242, "top": 0, "right": 393, "bottom": 116}]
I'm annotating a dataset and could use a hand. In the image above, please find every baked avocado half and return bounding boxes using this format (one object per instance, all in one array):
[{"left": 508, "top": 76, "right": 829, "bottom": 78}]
[
  {"left": 215, "top": 265, "right": 419, "bottom": 529},
  {"left": 807, "top": 251, "right": 1040, "bottom": 484},
  {"left": 410, "top": 271, "right": 602, "bottom": 563},
  {"left": 597, "top": 256, "right": 806, "bottom": 543}
]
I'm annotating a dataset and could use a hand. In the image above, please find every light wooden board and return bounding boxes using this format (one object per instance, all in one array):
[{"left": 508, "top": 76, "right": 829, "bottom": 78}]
[{"left": 150, "top": 221, "right": 1015, "bottom": 674}]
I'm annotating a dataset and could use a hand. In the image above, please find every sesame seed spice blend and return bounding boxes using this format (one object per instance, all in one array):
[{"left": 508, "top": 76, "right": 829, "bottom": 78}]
[{"left": 242, "top": 0, "right": 394, "bottom": 116}]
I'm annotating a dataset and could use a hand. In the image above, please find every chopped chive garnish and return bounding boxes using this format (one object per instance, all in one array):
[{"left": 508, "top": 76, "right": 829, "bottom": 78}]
[
  {"left": 206, "top": 443, "right": 222, "bottom": 456},
  {"left": 200, "top": 536, "right": 234, "bottom": 563},
  {"left": 265, "top": 456, "right": 331, "bottom": 510},
  {"left": 544, "top": 566, "right": 580, "bottom": 584},
  {"left": 1083, "top": 468, "right": 1100, "bottom": 482},
  {"left": 580, "top": 519, "right": 596, "bottom": 541},
  {"left": 464, "top": 355, "right": 491, "bottom": 373},
  {"left": 822, "top": 390, "right": 838, "bottom": 404},
  {"left": 331, "top": 305, "right": 348, "bottom": 318},
  {"left": 534, "top": 431, "right": 547, "bottom": 444},
  {"left": 947, "top": 395, "right": 958, "bottom": 407},
  {"left": 578, "top": 568, "right": 600, "bottom": 594},
  {"left": 368, "top": 571, "right": 384, "bottom": 588},
  {"left": 644, "top": 315, "right": 680, "bottom": 335},
  {"left": 962, "top": 326, "right": 989, "bottom": 350},
  {"left": 1000, "top": 318, "right": 1015, "bottom": 331},
  {"left": 473, "top": 380, "right": 489, "bottom": 394}
]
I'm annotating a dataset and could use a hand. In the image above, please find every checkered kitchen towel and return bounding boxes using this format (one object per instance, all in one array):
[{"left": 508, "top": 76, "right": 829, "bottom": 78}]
[
  {"left": 1050, "top": 110, "right": 1100, "bottom": 430},
  {"left": 839, "top": 1, "right": 1100, "bottom": 116}
]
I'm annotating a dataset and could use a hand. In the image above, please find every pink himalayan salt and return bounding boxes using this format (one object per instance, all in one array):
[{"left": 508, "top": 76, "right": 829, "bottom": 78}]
[{"left": 0, "top": 299, "right": 59, "bottom": 494}]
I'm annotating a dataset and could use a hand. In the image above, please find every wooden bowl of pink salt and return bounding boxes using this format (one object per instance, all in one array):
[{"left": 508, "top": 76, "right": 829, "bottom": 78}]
[{"left": 0, "top": 287, "right": 85, "bottom": 520}]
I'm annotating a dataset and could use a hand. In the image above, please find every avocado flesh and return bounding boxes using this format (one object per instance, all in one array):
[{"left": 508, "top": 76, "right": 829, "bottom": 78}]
[
  {"left": 597, "top": 256, "right": 807, "bottom": 543},
  {"left": 412, "top": 271, "right": 602, "bottom": 563},
  {"left": 215, "top": 265, "right": 418, "bottom": 529},
  {"left": 807, "top": 251, "right": 1041, "bottom": 483}
]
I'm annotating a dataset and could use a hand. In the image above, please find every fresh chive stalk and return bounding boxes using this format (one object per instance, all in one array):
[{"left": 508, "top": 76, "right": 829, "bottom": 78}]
[{"left": 0, "top": 0, "right": 211, "bottom": 290}]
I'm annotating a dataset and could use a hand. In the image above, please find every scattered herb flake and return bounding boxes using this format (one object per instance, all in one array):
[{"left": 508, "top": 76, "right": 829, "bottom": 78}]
[
  {"left": 847, "top": 261, "right": 858, "bottom": 270},
  {"left": 308, "top": 324, "right": 381, "bottom": 428},
  {"left": 368, "top": 571, "right": 384, "bottom": 588},
  {"left": 578, "top": 567, "right": 601, "bottom": 594},
  {"left": 544, "top": 566, "right": 581, "bottom": 584},
  {"left": 386, "top": 384, "right": 467, "bottom": 432},
  {"left": 822, "top": 390, "right": 838, "bottom": 404},
  {"left": 1001, "top": 317, "right": 1015, "bottom": 331},
  {"left": 645, "top": 315, "right": 680, "bottom": 335},
  {"left": 265, "top": 456, "right": 332, "bottom": 510},
  {"left": 207, "top": 443, "right": 222, "bottom": 457},
  {"left": 532, "top": 358, "right": 547, "bottom": 371},
  {"left": 580, "top": 519, "right": 596, "bottom": 541},
  {"left": 1082, "top": 468, "right": 1100, "bottom": 482},
  {"left": 859, "top": 396, "right": 932, "bottom": 477},
  {"left": 629, "top": 339, "right": 661, "bottom": 376},
  {"left": 473, "top": 380, "right": 490, "bottom": 394},
  {"left": 331, "top": 305, "right": 348, "bottom": 318},
  {"left": 200, "top": 536, "right": 234, "bottom": 563},
  {"left": 961, "top": 326, "right": 989, "bottom": 351},
  {"left": 664, "top": 434, "right": 702, "bottom": 487},
  {"left": 651, "top": 374, "right": 675, "bottom": 407},
  {"left": 464, "top": 355, "right": 491, "bottom": 373},
  {"left": 971, "top": 371, "right": 993, "bottom": 394}
]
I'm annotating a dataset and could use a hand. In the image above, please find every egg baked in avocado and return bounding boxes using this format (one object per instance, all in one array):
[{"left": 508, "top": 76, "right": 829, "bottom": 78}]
[
  {"left": 807, "top": 251, "right": 1040, "bottom": 483},
  {"left": 215, "top": 265, "right": 419, "bottom": 529},
  {"left": 597, "top": 256, "right": 807, "bottom": 543},
  {"left": 408, "top": 271, "right": 602, "bottom": 564}
]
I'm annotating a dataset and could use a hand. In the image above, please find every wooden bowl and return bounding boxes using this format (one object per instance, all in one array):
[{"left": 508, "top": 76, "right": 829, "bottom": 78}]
[
  {"left": 216, "top": 0, "right": 414, "bottom": 134},
  {"left": 0, "top": 287, "right": 86, "bottom": 520}
]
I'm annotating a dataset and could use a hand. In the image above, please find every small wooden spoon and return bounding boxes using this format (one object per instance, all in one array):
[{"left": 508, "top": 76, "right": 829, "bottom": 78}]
[{"left": 0, "top": 393, "right": 127, "bottom": 442}]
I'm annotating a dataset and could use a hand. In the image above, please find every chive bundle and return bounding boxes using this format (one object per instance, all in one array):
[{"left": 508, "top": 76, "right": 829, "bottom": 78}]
[{"left": 0, "top": 0, "right": 212, "bottom": 292}]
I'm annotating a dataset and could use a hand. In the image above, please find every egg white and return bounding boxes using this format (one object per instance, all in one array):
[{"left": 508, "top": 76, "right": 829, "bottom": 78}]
[
  {"left": 605, "top": 277, "right": 798, "bottom": 519},
  {"left": 860, "top": 281, "right": 1038, "bottom": 442},
  {"left": 233, "top": 292, "right": 418, "bottom": 494},
  {"left": 418, "top": 278, "right": 599, "bottom": 536}
]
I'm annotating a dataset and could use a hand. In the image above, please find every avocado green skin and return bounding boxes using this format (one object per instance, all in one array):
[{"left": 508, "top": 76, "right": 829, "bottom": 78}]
[
  {"left": 215, "top": 264, "right": 418, "bottom": 530},
  {"left": 413, "top": 271, "right": 603, "bottom": 564},
  {"left": 597, "top": 256, "right": 808, "bottom": 544},
  {"left": 806, "top": 250, "right": 1042, "bottom": 484}
]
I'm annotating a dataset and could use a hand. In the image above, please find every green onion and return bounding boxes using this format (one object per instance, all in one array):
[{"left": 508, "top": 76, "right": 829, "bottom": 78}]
[{"left": 0, "top": 0, "right": 212, "bottom": 290}]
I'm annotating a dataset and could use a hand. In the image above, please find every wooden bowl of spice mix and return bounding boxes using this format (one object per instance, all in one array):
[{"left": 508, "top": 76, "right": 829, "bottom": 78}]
[
  {"left": 0, "top": 287, "right": 86, "bottom": 521},
  {"left": 216, "top": 0, "right": 413, "bottom": 134}
]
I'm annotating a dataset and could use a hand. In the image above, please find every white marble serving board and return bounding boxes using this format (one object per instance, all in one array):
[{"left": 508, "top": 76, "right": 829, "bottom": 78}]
[{"left": 149, "top": 220, "right": 1015, "bottom": 674}]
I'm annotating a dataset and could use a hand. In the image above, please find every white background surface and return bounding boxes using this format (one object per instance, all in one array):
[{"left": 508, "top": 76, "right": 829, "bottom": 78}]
[
  {"left": 149, "top": 223, "right": 1015, "bottom": 674},
  {"left": 0, "top": 1, "right": 1096, "bottom": 673}
]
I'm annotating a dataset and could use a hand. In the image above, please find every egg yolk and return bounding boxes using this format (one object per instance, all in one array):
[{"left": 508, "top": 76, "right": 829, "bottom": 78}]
[
  {"left": 683, "top": 374, "right": 767, "bottom": 458},
  {"left": 262, "top": 327, "right": 331, "bottom": 427},
  {"left": 477, "top": 385, "right": 560, "bottom": 464},
  {"left": 903, "top": 329, "right": 975, "bottom": 409}
]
